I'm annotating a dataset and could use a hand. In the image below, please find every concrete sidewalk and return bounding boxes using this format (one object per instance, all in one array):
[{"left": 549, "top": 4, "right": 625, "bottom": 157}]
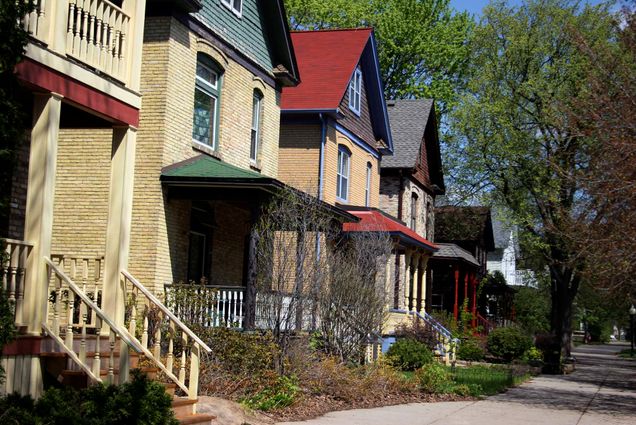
[{"left": 277, "top": 343, "right": 636, "bottom": 425}]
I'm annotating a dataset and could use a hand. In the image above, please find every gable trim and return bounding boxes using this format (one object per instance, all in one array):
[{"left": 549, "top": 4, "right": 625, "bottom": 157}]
[{"left": 334, "top": 122, "right": 380, "bottom": 159}]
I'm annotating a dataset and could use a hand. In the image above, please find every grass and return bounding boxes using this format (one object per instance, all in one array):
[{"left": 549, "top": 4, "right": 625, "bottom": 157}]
[
  {"left": 451, "top": 365, "right": 529, "bottom": 396},
  {"left": 617, "top": 348, "right": 636, "bottom": 359}
]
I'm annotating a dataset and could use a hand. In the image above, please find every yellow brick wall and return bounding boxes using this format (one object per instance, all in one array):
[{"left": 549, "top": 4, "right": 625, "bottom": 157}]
[
  {"left": 51, "top": 128, "right": 112, "bottom": 259},
  {"left": 323, "top": 127, "right": 380, "bottom": 208},
  {"left": 129, "top": 16, "right": 284, "bottom": 293},
  {"left": 278, "top": 124, "right": 321, "bottom": 196}
]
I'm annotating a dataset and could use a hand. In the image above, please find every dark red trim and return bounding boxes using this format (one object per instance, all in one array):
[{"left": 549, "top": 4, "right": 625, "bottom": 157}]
[
  {"left": 1, "top": 336, "right": 42, "bottom": 356},
  {"left": 16, "top": 58, "right": 139, "bottom": 127},
  {"left": 453, "top": 266, "right": 459, "bottom": 320}
]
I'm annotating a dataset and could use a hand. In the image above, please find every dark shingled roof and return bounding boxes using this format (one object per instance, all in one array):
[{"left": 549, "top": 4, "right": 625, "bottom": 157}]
[
  {"left": 433, "top": 243, "right": 480, "bottom": 266},
  {"left": 382, "top": 99, "right": 434, "bottom": 169},
  {"left": 435, "top": 206, "right": 496, "bottom": 251}
]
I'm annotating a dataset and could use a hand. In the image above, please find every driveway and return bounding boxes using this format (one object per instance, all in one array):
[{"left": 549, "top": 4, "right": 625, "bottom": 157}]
[{"left": 277, "top": 343, "right": 636, "bottom": 425}]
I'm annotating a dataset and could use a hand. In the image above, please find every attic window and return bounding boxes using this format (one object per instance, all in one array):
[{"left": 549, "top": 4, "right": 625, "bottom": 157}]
[
  {"left": 348, "top": 66, "right": 362, "bottom": 115},
  {"left": 221, "top": 0, "right": 242, "bottom": 17}
]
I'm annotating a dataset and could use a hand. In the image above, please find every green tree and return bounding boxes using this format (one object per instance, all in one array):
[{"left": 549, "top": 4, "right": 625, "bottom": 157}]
[
  {"left": 285, "top": 0, "right": 473, "bottom": 116},
  {"left": 514, "top": 284, "right": 550, "bottom": 336},
  {"left": 447, "top": 0, "right": 616, "bottom": 361},
  {"left": 0, "top": 0, "right": 32, "bottom": 233}
]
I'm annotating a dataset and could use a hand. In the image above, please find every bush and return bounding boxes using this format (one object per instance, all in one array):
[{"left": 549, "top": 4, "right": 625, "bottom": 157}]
[
  {"left": 0, "top": 370, "right": 178, "bottom": 425},
  {"left": 487, "top": 327, "right": 532, "bottom": 362},
  {"left": 386, "top": 338, "right": 434, "bottom": 371},
  {"left": 457, "top": 338, "right": 485, "bottom": 361},
  {"left": 241, "top": 375, "right": 299, "bottom": 411},
  {"left": 523, "top": 346, "right": 543, "bottom": 362},
  {"left": 416, "top": 363, "right": 454, "bottom": 394},
  {"left": 394, "top": 320, "right": 439, "bottom": 351}
]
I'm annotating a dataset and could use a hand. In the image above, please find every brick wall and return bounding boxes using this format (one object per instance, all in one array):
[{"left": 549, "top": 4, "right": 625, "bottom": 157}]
[
  {"left": 7, "top": 137, "right": 30, "bottom": 240},
  {"left": 278, "top": 124, "right": 321, "bottom": 196},
  {"left": 379, "top": 174, "right": 435, "bottom": 240}
]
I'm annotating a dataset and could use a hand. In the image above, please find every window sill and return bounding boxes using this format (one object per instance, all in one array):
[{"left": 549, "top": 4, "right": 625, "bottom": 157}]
[
  {"left": 192, "top": 140, "right": 222, "bottom": 160},
  {"left": 249, "top": 161, "right": 261, "bottom": 172}
]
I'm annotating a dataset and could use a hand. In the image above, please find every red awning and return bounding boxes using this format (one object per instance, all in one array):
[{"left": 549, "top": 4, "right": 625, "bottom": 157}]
[{"left": 343, "top": 209, "right": 438, "bottom": 252}]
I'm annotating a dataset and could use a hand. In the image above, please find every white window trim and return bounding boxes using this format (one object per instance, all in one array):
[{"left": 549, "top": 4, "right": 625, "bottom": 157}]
[
  {"left": 193, "top": 62, "right": 220, "bottom": 150},
  {"left": 348, "top": 66, "right": 362, "bottom": 116},
  {"left": 337, "top": 147, "right": 351, "bottom": 202},
  {"left": 365, "top": 163, "right": 372, "bottom": 207},
  {"left": 250, "top": 92, "right": 262, "bottom": 164},
  {"left": 221, "top": 0, "right": 242, "bottom": 17}
]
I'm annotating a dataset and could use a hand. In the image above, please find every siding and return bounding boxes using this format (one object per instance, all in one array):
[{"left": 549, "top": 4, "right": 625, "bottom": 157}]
[
  {"left": 338, "top": 69, "right": 376, "bottom": 146},
  {"left": 194, "top": 0, "right": 273, "bottom": 73}
]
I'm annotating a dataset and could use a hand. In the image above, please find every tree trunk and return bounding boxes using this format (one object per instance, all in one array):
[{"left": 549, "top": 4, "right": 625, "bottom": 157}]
[{"left": 546, "top": 261, "right": 578, "bottom": 372}]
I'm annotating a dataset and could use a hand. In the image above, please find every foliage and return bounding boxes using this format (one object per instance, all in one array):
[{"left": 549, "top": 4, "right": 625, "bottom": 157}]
[
  {"left": 487, "top": 327, "right": 533, "bottom": 362},
  {"left": 523, "top": 346, "right": 544, "bottom": 362},
  {"left": 456, "top": 338, "right": 485, "bottom": 361},
  {"left": 386, "top": 338, "right": 434, "bottom": 371},
  {"left": 285, "top": 0, "right": 473, "bottom": 116},
  {"left": 241, "top": 375, "right": 300, "bottom": 411},
  {"left": 0, "top": 242, "right": 16, "bottom": 383},
  {"left": 0, "top": 0, "right": 32, "bottom": 232},
  {"left": 394, "top": 319, "right": 439, "bottom": 351},
  {"left": 451, "top": 365, "right": 529, "bottom": 396},
  {"left": 447, "top": 0, "right": 617, "bottom": 360},
  {"left": 513, "top": 285, "right": 550, "bottom": 336},
  {"left": 415, "top": 363, "right": 454, "bottom": 394},
  {"left": 0, "top": 370, "right": 178, "bottom": 425}
]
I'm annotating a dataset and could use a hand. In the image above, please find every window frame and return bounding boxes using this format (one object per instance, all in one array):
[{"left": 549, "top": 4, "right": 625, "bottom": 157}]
[
  {"left": 410, "top": 192, "right": 418, "bottom": 231},
  {"left": 250, "top": 90, "right": 263, "bottom": 165},
  {"left": 336, "top": 145, "right": 351, "bottom": 202},
  {"left": 221, "top": 0, "right": 242, "bottom": 17},
  {"left": 348, "top": 66, "right": 362, "bottom": 116},
  {"left": 365, "top": 162, "right": 372, "bottom": 207},
  {"left": 192, "top": 56, "right": 222, "bottom": 150}
]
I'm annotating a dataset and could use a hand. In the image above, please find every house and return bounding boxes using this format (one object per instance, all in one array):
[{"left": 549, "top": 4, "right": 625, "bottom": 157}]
[
  {"left": 428, "top": 206, "right": 496, "bottom": 330},
  {"left": 487, "top": 218, "right": 518, "bottom": 286},
  {"left": 1, "top": 0, "right": 305, "bottom": 420}
]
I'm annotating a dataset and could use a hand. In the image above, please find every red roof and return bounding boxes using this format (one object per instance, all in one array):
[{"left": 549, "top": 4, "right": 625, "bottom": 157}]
[
  {"left": 281, "top": 29, "right": 372, "bottom": 111},
  {"left": 343, "top": 209, "right": 438, "bottom": 251}
]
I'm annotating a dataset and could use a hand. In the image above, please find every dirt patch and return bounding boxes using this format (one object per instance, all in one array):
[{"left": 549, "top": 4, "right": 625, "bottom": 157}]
[{"left": 197, "top": 396, "right": 274, "bottom": 425}]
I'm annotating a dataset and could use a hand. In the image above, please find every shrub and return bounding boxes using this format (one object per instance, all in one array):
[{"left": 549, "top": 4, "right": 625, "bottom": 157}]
[
  {"left": 416, "top": 363, "right": 454, "bottom": 394},
  {"left": 523, "top": 346, "right": 543, "bottom": 362},
  {"left": 457, "top": 338, "right": 485, "bottom": 361},
  {"left": 452, "top": 365, "right": 518, "bottom": 395},
  {"left": 386, "top": 338, "right": 433, "bottom": 371},
  {"left": 394, "top": 320, "right": 439, "bottom": 350},
  {"left": 241, "top": 375, "right": 299, "bottom": 411},
  {"left": 487, "top": 327, "right": 532, "bottom": 362}
]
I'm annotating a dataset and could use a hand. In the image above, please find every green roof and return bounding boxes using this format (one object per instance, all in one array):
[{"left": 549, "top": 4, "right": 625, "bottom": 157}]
[{"left": 161, "top": 155, "right": 270, "bottom": 180}]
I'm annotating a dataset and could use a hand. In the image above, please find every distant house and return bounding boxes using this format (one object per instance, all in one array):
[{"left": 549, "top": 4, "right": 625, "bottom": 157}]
[{"left": 487, "top": 219, "right": 518, "bottom": 286}]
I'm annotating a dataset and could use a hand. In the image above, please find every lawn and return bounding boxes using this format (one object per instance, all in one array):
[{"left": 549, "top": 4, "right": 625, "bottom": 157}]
[{"left": 451, "top": 365, "right": 529, "bottom": 396}]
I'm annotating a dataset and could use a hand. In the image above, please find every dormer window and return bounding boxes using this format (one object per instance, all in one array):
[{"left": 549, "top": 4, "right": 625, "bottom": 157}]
[
  {"left": 221, "top": 0, "right": 242, "bottom": 17},
  {"left": 348, "top": 66, "right": 362, "bottom": 115}
]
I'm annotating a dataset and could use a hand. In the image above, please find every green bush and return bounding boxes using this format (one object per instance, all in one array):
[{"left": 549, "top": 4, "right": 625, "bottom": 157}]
[
  {"left": 457, "top": 338, "right": 485, "bottom": 361},
  {"left": 523, "top": 346, "right": 543, "bottom": 362},
  {"left": 487, "top": 327, "right": 532, "bottom": 362},
  {"left": 0, "top": 370, "right": 178, "bottom": 424},
  {"left": 386, "top": 338, "right": 433, "bottom": 371},
  {"left": 415, "top": 363, "right": 454, "bottom": 394},
  {"left": 241, "top": 375, "right": 299, "bottom": 411},
  {"left": 451, "top": 365, "right": 519, "bottom": 395}
]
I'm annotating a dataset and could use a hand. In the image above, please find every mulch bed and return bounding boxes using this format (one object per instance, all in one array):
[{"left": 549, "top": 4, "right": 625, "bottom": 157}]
[{"left": 267, "top": 391, "right": 474, "bottom": 422}]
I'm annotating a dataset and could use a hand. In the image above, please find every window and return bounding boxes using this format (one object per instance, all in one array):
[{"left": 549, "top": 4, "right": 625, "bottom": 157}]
[
  {"left": 250, "top": 90, "right": 263, "bottom": 164},
  {"left": 221, "top": 0, "right": 242, "bottom": 16},
  {"left": 192, "top": 55, "right": 222, "bottom": 149},
  {"left": 365, "top": 162, "right": 372, "bottom": 207},
  {"left": 336, "top": 146, "right": 351, "bottom": 202},
  {"left": 348, "top": 66, "right": 362, "bottom": 115},
  {"left": 410, "top": 192, "right": 418, "bottom": 231},
  {"left": 187, "top": 231, "right": 206, "bottom": 283}
]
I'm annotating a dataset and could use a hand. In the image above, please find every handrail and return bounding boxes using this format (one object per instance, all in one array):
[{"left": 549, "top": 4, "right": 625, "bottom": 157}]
[
  {"left": 1, "top": 238, "right": 34, "bottom": 247},
  {"left": 411, "top": 310, "right": 455, "bottom": 341},
  {"left": 44, "top": 257, "right": 143, "bottom": 353},
  {"left": 122, "top": 270, "right": 212, "bottom": 353}
]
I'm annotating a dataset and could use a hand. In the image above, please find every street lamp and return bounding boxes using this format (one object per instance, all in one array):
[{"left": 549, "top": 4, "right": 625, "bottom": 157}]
[{"left": 630, "top": 305, "right": 636, "bottom": 357}]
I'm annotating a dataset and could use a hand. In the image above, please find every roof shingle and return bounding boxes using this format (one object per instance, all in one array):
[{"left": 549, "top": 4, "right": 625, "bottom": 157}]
[{"left": 382, "top": 99, "right": 434, "bottom": 169}]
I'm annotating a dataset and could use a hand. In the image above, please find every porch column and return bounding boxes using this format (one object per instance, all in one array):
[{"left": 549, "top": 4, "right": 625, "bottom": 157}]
[
  {"left": 384, "top": 251, "right": 393, "bottom": 310},
  {"left": 403, "top": 250, "right": 412, "bottom": 310},
  {"left": 393, "top": 251, "right": 401, "bottom": 309},
  {"left": 23, "top": 93, "right": 62, "bottom": 335},
  {"left": 408, "top": 253, "right": 419, "bottom": 312},
  {"left": 416, "top": 255, "right": 428, "bottom": 313},
  {"left": 463, "top": 271, "right": 469, "bottom": 312},
  {"left": 453, "top": 266, "right": 459, "bottom": 320},
  {"left": 471, "top": 274, "right": 478, "bottom": 328},
  {"left": 102, "top": 126, "right": 137, "bottom": 328}
]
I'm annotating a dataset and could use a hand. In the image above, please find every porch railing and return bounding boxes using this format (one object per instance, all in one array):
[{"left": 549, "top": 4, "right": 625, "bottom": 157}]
[
  {"left": 408, "top": 310, "right": 459, "bottom": 362},
  {"left": 44, "top": 257, "right": 143, "bottom": 385},
  {"left": 122, "top": 271, "right": 212, "bottom": 400},
  {"left": 164, "top": 283, "right": 245, "bottom": 329},
  {"left": 1, "top": 239, "right": 33, "bottom": 325},
  {"left": 476, "top": 312, "right": 495, "bottom": 336}
]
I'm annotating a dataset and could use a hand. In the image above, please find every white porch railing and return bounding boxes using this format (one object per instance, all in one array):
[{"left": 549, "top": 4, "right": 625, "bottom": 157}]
[
  {"left": 164, "top": 284, "right": 245, "bottom": 328},
  {"left": 44, "top": 257, "right": 144, "bottom": 385},
  {"left": 122, "top": 271, "right": 212, "bottom": 400},
  {"left": 22, "top": 0, "right": 47, "bottom": 42},
  {"left": 409, "top": 310, "right": 459, "bottom": 362},
  {"left": 1, "top": 239, "right": 33, "bottom": 325}
]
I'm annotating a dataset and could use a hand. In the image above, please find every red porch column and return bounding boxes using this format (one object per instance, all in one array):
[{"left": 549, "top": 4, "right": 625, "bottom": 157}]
[
  {"left": 464, "top": 272, "right": 469, "bottom": 311},
  {"left": 453, "top": 266, "right": 460, "bottom": 320},
  {"left": 471, "top": 274, "right": 478, "bottom": 328}
]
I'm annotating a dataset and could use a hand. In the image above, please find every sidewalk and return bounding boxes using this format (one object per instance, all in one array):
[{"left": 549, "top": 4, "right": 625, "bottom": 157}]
[{"left": 277, "top": 343, "right": 636, "bottom": 425}]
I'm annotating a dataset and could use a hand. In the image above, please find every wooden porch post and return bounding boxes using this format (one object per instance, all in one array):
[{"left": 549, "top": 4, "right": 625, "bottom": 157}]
[
  {"left": 416, "top": 255, "right": 428, "bottom": 313},
  {"left": 393, "top": 249, "right": 401, "bottom": 309},
  {"left": 403, "top": 250, "right": 412, "bottom": 310},
  {"left": 471, "top": 274, "right": 478, "bottom": 328},
  {"left": 453, "top": 266, "right": 459, "bottom": 320},
  {"left": 464, "top": 271, "right": 469, "bottom": 312},
  {"left": 102, "top": 126, "right": 137, "bottom": 328}
]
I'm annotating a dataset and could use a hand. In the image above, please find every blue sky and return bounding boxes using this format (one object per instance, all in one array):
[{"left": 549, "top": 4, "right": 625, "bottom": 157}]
[{"left": 450, "top": 0, "right": 615, "bottom": 17}]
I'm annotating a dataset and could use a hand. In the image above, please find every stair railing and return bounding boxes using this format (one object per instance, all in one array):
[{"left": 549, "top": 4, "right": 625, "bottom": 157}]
[
  {"left": 122, "top": 270, "right": 212, "bottom": 400},
  {"left": 476, "top": 312, "right": 495, "bottom": 335},
  {"left": 409, "top": 310, "right": 460, "bottom": 361},
  {"left": 44, "top": 257, "right": 143, "bottom": 385},
  {"left": 1, "top": 238, "right": 33, "bottom": 325}
]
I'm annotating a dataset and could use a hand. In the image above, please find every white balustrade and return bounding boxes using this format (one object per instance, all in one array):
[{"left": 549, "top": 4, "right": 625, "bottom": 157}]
[
  {"left": 122, "top": 271, "right": 212, "bottom": 400},
  {"left": 22, "top": 0, "right": 47, "bottom": 42},
  {"left": 1, "top": 239, "right": 33, "bottom": 325},
  {"left": 165, "top": 284, "right": 245, "bottom": 329}
]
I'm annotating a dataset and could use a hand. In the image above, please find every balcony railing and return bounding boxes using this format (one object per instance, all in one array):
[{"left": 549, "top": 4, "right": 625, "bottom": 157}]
[
  {"left": 23, "top": 0, "right": 133, "bottom": 83},
  {"left": 164, "top": 284, "right": 245, "bottom": 329},
  {"left": 1, "top": 239, "right": 33, "bottom": 325}
]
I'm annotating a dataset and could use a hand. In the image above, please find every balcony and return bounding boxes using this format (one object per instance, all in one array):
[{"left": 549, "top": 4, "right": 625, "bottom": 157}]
[{"left": 22, "top": 0, "right": 142, "bottom": 89}]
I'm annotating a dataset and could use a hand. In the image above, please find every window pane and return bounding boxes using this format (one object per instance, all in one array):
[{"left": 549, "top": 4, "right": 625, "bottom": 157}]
[
  {"left": 233, "top": 0, "right": 242, "bottom": 13},
  {"left": 193, "top": 89, "right": 216, "bottom": 146},
  {"left": 250, "top": 129, "right": 257, "bottom": 161},
  {"left": 196, "top": 63, "right": 217, "bottom": 89}
]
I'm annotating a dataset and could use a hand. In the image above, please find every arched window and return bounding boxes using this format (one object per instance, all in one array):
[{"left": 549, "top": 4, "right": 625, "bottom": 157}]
[
  {"left": 336, "top": 145, "right": 351, "bottom": 202},
  {"left": 192, "top": 54, "right": 222, "bottom": 149},
  {"left": 365, "top": 162, "right": 372, "bottom": 207},
  {"left": 410, "top": 192, "right": 418, "bottom": 231},
  {"left": 250, "top": 89, "right": 263, "bottom": 164}
]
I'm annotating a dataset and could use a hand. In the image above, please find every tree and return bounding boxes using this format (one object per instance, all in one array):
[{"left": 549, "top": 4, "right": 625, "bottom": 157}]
[
  {"left": 285, "top": 0, "right": 473, "bottom": 116},
  {"left": 0, "top": 0, "right": 32, "bottom": 232},
  {"left": 447, "top": 0, "right": 616, "bottom": 362}
]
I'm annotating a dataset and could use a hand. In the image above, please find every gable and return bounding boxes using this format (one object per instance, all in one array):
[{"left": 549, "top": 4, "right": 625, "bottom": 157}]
[{"left": 338, "top": 65, "right": 376, "bottom": 146}]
